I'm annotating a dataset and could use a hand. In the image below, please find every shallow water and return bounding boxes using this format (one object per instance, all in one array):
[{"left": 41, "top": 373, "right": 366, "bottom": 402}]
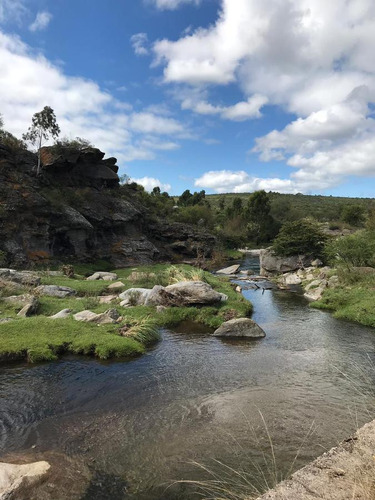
[{"left": 1, "top": 257, "right": 375, "bottom": 499}]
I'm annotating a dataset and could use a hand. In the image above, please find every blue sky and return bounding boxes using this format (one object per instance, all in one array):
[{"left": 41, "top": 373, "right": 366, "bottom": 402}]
[{"left": 1, "top": 0, "right": 375, "bottom": 197}]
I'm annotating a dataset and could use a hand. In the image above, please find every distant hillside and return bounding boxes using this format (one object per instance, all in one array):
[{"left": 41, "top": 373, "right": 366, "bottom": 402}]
[{"left": 207, "top": 192, "right": 375, "bottom": 223}]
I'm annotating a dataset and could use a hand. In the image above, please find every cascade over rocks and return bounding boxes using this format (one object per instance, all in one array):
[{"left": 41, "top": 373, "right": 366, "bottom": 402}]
[{"left": 0, "top": 145, "right": 216, "bottom": 268}]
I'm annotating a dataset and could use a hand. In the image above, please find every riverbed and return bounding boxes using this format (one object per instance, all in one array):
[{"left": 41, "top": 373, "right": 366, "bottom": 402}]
[{"left": 1, "top": 257, "right": 375, "bottom": 499}]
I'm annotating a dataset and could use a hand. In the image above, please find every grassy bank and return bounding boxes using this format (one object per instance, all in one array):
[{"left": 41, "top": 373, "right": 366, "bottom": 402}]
[
  {"left": 312, "top": 270, "right": 375, "bottom": 328},
  {"left": 0, "top": 264, "right": 251, "bottom": 363}
]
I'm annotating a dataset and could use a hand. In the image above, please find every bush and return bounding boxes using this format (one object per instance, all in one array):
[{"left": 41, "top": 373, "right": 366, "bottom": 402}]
[
  {"left": 174, "top": 205, "right": 214, "bottom": 229},
  {"left": 51, "top": 136, "right": 94, "bottom": 154},
  {"left": 0, "top": 130, "right": 27, "bottom": 151},
  {"left": 272, "top": 219, "right": 327, "bottom": 257},
  {"left": 341, "top": 204, "right": 366, "bottom": 227},
  {"left": 325, "top": 230, "right": 375, "bottom": 268}
]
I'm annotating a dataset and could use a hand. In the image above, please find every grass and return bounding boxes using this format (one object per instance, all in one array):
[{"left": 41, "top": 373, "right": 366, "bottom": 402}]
[{"left": 0, "top": 264, "right": 252, "bottom": 363}]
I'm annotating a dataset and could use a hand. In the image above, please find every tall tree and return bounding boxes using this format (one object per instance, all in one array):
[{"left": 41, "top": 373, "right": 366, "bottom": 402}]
[{"left": 23, "top": 106, "right": 60, "bottom": 175}]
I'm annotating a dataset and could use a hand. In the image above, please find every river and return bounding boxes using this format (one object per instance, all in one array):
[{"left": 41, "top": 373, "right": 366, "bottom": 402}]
[{"left": 1, "top": 256, "right": 375, "bottom": 499}]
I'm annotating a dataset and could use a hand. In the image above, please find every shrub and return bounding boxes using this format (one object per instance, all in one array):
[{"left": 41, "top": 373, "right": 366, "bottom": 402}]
[
  {"left": 272, "top": 219, "right": 327, "bottom": 257},
  {"left": 325, "top": 230, "right": 375, "bottom": 268},
  {"left": 341, "top": 204, "right": 366, "bottom": 227}
]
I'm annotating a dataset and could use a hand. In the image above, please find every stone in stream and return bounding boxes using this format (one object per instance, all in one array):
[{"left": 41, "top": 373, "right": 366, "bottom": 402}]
[
  {"left": 216, "top": 264, "right": 241, "bottom": 275},
  {"left": 0, "top": 461, "right": 50, "bottom": 499},
  {"left": 213, "top": 318, "right": 266, "bottom": 338},
  {"left": 35, "top": 285, "right": 77, "bottom": 298}
]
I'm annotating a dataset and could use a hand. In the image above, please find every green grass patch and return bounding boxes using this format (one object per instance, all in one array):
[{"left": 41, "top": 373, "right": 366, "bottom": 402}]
[
  {"left": 312, "top": 285, "right": 375, "bottom": 327},
  {"left": 0, "top": 264, "right": 252, "bottom": 363}
]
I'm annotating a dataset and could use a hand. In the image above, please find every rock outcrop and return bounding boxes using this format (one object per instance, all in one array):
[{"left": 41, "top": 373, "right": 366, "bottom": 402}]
[
  {"left": 260, "top": 249, "right": 313, "bottom": 276},
  {"left": 0, "top": 145, "right": 216, "bottom": 268}
]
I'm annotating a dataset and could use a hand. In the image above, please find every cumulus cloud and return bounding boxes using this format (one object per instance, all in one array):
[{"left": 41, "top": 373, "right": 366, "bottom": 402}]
[
  {"left": 130, "top": 33, "right": 149, "bottom": 56},
  {"left": 150, "top": 0, "right": 200, "bottom": 10},
  {"left": 154, "top": 0, "right": 375, "bottom": 192},
  {"left": 29, "top": 11, "right": 52, "bottom": 32},
  {"left": 131, "top": 176, "right": 172, "bottom": 192},
  {"left": 0, "top": 30, "right": 190, "bottom": 166}
]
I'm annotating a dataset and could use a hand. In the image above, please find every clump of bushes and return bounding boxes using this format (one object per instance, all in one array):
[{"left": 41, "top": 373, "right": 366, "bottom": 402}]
[{"left": 272, "top": 219, "right": 327, "bottom": 258}]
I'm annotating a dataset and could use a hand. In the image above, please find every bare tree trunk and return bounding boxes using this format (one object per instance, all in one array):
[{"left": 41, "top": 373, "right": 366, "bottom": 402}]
[{"left": 37, "top": 131, "right": 42, "bottom": 176}]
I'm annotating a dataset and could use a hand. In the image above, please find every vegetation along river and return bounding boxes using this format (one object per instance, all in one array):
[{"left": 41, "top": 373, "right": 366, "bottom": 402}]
[{"left": 1, "top": 256, "right": 375, "bottom": 499}]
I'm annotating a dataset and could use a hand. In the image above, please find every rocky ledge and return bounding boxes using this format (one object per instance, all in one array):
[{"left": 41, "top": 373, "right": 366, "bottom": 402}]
[{"left": 0, "top": 144, "right": 216, "bottom": 268}]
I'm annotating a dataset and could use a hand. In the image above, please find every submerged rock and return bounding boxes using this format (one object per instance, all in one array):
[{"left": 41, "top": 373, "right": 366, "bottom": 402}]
[
  {"left": 0, "top": 461, "right": 50, "bottom": 499},
  {"left": 213, "top": 318, "right": 266, "bottom": 338}
]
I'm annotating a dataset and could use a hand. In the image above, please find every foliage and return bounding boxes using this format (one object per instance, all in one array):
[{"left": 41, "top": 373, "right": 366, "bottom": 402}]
[
  {"left": 51, "top": 136, "right": 93, "bottom": 153},
  {"left": 23, "top": 106, "right": 60, "bottom": 175},
  {"left": 340, "top": 204, "right": 366, "bottom": 226},
  {"left": 325, "top": 230, "right": 375, "bottom": 268},
  {"left": 272, "top": 219, "right": 327, "bottom": 257},
  {"left": 173, "top": 204, "right": 214, "bottom": 228},
  {"left": 178, "top": 189, "right": 206, "bottom": 207},
  {"left": 0, "top": 127, "right": 27, "bottom": 151}
]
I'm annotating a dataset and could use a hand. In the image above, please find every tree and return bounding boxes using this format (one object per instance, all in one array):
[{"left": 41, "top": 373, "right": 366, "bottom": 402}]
[
  {"left": 272, "top": 219, "right": 327, "bottom": 258},
  {"left": 23, "top": 106, "right": 60, "bottom": 175},
  {"left": 151, "top": 186, "right": 161, "bottom": 196},
  {"left": 341, "top": 204, "right": 366, "bottom": 227}
]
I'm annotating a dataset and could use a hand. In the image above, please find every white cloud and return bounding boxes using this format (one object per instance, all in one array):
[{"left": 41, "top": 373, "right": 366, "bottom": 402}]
[
  {"left": 0, "top": 30, "right": 188, "bottom": 165},
  {"left": 151, "top": 0, "right": 200, "bottom": 10},
  {"left": 153, "top": 0, "right": 375, "bottom": 191},
  {"left": 182, "top": 93, "right": 268, "bottom": 121},
  {"left": 194, "top": 170, "right": 301, "bottom": 194},
  {"left": 0, "top": 0, "right": 27, "bottom": 24},
  {"left": 131, "top": 176, "right": 172, "bottom": 192},
  {"left": 130, "top": 33, "right": 149, "bottom": 56},
  {"left": 29, "top": 11, "right": 52, "bottom": 32}
]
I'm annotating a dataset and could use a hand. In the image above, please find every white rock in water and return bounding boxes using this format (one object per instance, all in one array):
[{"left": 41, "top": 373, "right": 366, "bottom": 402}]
[
  {"left": 213, "top": 318, "right": 266, "bottom": 338},
  {"left": 216, "top": 264, "right": 241, "bottom": 275}
]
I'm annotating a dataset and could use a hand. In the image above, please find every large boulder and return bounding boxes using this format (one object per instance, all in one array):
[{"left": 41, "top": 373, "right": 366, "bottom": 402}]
[
  {"left": 35, "top": 285, "right": 77, "bottom": 298},
  {"left": 119, "top": 288, "right": 153, "bottom": 307},
  {"left": 213, "top": 318, "right": 266, "bottom": 338},
  {"left": 0, "top": 461, "right": 50, "bottom": 499},
  {"left": 260, "top": 249, "right": 313, "bottom": 276}
]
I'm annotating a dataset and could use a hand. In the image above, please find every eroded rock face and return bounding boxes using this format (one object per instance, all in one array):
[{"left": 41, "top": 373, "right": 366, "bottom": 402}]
[
  {"left": 213, "top": 318, "right": 266, "bottom": 338},
  {"left": 260, "top": 249, "right": 313, "bottom": 276},
  {"left": 0, "top": 145, "right": 216, "bottom": 268}
]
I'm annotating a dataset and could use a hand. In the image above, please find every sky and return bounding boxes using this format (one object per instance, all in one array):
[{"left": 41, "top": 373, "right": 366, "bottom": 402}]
[{"left": 1, "top": 0, "right": 375, "bottom": 197}]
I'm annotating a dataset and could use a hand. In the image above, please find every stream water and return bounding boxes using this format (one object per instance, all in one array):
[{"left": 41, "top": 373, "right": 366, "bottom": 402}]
[{"left": 1, "top": 256, "right": 375, "bottom": 499}]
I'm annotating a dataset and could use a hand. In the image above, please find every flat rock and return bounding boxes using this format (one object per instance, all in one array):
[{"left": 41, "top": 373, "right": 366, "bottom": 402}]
[
  {"left": 0, "top": 461, "right": 50, "bottom": 499},
  {"left": 98, "top": 295, "right": 118, "bottom": 304},
  {"left": 73, "top": 309, "right": 120, "bottom": 324},
  {"left": 35, "top": 285, "right": 77, "bottom": 298},
  {"left": 50, "top": 309, "right": 72, "bottom": 319},
  {"left": 86, "top": 272, "right": 118, "bottom": 281},
  {"left": 73, "top": 310, "right": 99, "bottom": 322},
  {"left": 216, "top": 264, "right": 241, "bottom": 275},
  {"left": 213, "top": 318, "right": 266, "bottom": 338},
  {"left": 107, "top": 281, "right": 125, "bottom": 290},
  {"left": 0, "top": 269, "right": 41, "bottom": 287}
]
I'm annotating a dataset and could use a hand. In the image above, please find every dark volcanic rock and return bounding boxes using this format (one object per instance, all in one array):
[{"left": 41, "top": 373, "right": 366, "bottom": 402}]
[{"left": 0, "top": 145, "right": 216, "bottom": 267}]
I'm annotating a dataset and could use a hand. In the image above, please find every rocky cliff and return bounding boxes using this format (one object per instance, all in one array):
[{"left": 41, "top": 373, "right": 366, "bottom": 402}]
[{"left": 0, "top": 144, "right": 216, "bottom": 268}]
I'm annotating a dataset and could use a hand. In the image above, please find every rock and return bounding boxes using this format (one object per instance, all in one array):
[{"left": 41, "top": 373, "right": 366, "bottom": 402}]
[
  {"left": 216, "top": 264, "right": 241, "bottom": 275},
  {"left": 284, "top": 273, "right": 302, "bottom": 285},
  {"left": 86, "top": 272, "right": 118, "bottom": 281},
  {"left": 0, "top": 461, "right": 50, "bottom": 499},
  {"left": 0, "top": 269, "right": 40, "bottom": 287},
  {"left": 304, "top": 287, "right": 325, "bottom": 301},
  {"left": 162, "top": 281, "right": 228, "bottom": 306},
  {"left": 107, "top": 281, "right": 125, "bottom": 290},
  {"left": 213, "top": 318, "right": 266, "bottom": 338},
  {"left": 156, "top": 305, "right": 167, "bottom": 313},
  {"left": 50, "top": 309, "right": 72, "bottom": 319},
  {"left": 98, "top": 295, "right": 118, "bottom": 304},
  {"left": 35, "top": 285, "right": 77, "bottom": 298},
  {"left": 311, "top": 258, "right": 323, "bottom": 267},
  {"left": 4, "top": 295, "right": 39, "bottom": 317},
  {"left": 305, "top": 279, "right": 326, "bottom": 291},
  {"left": 0, "top": 318, "right": 13, "bottom": 324},
  {"left": 73, "top": 309, "right": 120, "bottom": 324},
  {"left": 306, "top": 273, "right": 315, "bottom": 281},
  {"left": 119, "top": 281, "right": 227, "bottom": 307},
  {"left": 259, "top": 249, "right": 313, "bottom": 275},
  {"left": 17, "top": 300, "right": 39, "bottom": 317},
  {"left": 119, "top": 288, "right": 152, "bottom": 307},
  {"left": 235, "top": 286, "right": 242, "bottom": 293}
]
